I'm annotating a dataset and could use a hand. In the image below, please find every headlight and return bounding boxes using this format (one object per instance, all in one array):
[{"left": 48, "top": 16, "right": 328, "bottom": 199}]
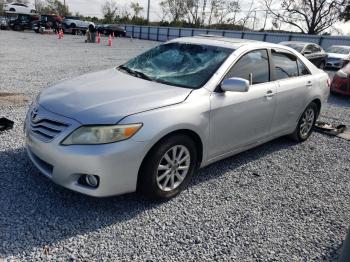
[{"left": 62, "top": 124, "right": 142, "bottom": 145}]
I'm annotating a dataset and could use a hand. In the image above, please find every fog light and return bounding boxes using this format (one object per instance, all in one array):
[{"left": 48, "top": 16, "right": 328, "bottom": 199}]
[{"left": 85, "top": 175, "right": 99, "bottom": 188}]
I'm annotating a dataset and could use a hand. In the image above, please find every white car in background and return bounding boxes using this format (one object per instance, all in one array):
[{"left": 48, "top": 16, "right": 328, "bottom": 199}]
[
  {"left": 326, "top": 45, "right": 350, "bottom": 69},
  {"left": 63, "top": 16, "right": 94, "bottom": 29},
  {"left": 3, "top": 3, "right": 36, "bottom": 14}
]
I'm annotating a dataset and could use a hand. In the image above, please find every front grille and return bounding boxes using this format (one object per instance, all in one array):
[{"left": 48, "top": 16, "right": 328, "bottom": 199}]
[{"left": 30, "top": 117, "right": 69, "bottom": 142}]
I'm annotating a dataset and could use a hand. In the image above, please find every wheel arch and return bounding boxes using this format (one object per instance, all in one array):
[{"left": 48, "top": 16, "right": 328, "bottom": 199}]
[
  {"left": 311, "top": 98, "right": 321, "bottom": 117},
  {"left": 136, "top": 129, "right": 204, "bottom": 188}
]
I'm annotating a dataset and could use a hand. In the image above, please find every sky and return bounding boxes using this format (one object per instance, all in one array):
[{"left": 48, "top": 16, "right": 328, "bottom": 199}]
[{"left": 30, "top": 0, "right": 350, "bottom": 35}]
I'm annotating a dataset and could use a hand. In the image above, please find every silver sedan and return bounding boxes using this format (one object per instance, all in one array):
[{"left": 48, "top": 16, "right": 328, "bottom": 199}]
[{"left": 25, "top": 36, "right": 330, "bottom": 199}]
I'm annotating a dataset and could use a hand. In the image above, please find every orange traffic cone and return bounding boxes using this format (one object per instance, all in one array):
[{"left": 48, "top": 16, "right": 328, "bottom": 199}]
[
  {"left": 108, "top": 35, "right": 112, "bottom": 47},
  {"left": 58, "top": 30, "right": 62, "bottom": 39},
  {"left": 97, "top": 33, "right": 101, "bottom": 44}
]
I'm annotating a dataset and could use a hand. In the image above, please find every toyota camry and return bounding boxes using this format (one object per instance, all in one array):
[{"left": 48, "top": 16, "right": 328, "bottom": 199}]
[{"left": 25, "top": 36, "right": 330, "bottom": 199}]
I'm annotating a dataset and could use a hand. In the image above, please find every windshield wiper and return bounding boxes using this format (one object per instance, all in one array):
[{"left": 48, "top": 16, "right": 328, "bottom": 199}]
[{"left": 119, "top": 65, "right": 153, "bottom": 81}]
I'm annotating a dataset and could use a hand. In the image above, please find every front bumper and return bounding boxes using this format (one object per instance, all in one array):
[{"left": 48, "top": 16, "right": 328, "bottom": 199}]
[
  {"left": 25, "top": 105, "right": 148, "bottom": 197},
  {"left": 326, "top": 59, "right": 348, "bottom": 69}
]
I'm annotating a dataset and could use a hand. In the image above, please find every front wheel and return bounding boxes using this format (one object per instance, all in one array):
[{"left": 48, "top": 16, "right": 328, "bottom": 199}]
[
  {"left": 138, "top": 134, "right": 198, "bottom": 199},
  {"left": 289, "top": 102, "right": 318, "bottom": 142}
]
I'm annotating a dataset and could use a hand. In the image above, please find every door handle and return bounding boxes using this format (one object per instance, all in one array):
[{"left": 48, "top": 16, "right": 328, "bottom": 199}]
[
  {"left": 264, "top": 90, "right": 275, "bottom": 98},
  {"left": 306, "top": 81, "right": 313, "bottom": 87}
]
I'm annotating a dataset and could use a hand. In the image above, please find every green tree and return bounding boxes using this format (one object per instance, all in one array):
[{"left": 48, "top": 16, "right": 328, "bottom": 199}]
[{"left": 341, "top": 2, "right": 350, "bottom": 21}]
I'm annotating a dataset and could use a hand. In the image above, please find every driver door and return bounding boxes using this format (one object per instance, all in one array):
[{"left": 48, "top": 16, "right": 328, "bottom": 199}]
[{"left": 209, "top": 49, "right": 277, "bottom": 159}]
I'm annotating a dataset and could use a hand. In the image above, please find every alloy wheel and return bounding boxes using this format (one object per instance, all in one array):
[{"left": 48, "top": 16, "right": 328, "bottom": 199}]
[
  {"left": 300, "top": 108, "right": 315, "bottom": 138},
  {"left": 156, "top": 145, "right": 191, "bottom": 192}
]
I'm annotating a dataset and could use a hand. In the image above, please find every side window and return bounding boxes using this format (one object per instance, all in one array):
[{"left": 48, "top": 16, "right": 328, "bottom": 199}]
[
  {"left": 297, "top": 59, "right": 311, "bottom": 76},
  {"left": 225, "top": 50, "right": 270, "bottom": 85},
  {"left": 311, "top": 45, "right": 321, "bottom": 53},
  {"left": 272, "top": 52, "right": 299, "bottom": 80},
  {"left": 304, "top": 45, "right": 313, "bottom": 53}
]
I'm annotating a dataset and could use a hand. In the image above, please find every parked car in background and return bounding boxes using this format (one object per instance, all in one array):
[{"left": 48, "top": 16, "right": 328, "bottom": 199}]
[
  {"left": 62, "top": 16, "right": 94, "bottom": 29},
  {"left": 326, "top": 45, "right": 350, "bottom": 69},
  {"left": 9, "top": 14, "right": 39, "bottom": 31},
  {"left": 32, "top": 14, "right": 62, "bottom": 33},
  {"left": 0, "top": 17, "right": 9, "bottom": 30},
  {"left": 25, "top": 37, "right": 330, "bottom": 199},
  {"left": 279, "top": 41, "right": 327, "bottom": 69},
  {"left": 97, "top": 24, "right": 126, "bottom": 37},
  {"left": 331, "top": 63, "right": 350, "bottom": 96},
  {"left": 3, "top": 3, "right": 36, "bottom": 14}
]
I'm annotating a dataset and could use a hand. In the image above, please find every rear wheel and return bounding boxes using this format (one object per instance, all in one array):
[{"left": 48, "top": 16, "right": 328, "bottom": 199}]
[
  {"left": 290, "top": 102, "right": 318, "bottom": 142},
  {"left": 138, "top": 134, "right": 198, "bottom": 199}
]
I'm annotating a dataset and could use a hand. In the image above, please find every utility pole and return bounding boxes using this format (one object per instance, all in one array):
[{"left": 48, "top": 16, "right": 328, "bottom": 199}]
[{"left": 147, "top": 0, "right": 150, "bottom": 24}]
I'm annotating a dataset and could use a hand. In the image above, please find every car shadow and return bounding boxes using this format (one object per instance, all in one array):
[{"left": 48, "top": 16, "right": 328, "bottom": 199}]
[
  {"left": 328, "top": 93, "right": 350, "bottom": 109},
  {"left": 0, "top": 136, "right": 337, "bottom": 259}
]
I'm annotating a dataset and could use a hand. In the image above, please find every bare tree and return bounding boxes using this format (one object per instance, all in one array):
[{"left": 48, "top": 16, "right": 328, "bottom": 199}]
[
  {"left": 101, "top": 0, "right": 118, "bottom": 24},
  {"left": 208, "top": 0, "right": 240, "bottom": 26},
  {"left": 34, "top": 0, "right": 45, "bottom": 13},
  {"left": 130, "top": 2, "right": 144, "bottom": 19},
  {"left": 340, "top": 1, "right": 350, "bottom": 21},
  {"left": 160, "top": 0, "right": 187, "bottom": 23},
  {"left": 264, "top": 0, "right": 347, "bottom": 34},
  {"left": 184, "top": 0, "right": 201, "bottom": 26},
  {"left": 240, "top": 0, "right": 255, "bottom": 31}
]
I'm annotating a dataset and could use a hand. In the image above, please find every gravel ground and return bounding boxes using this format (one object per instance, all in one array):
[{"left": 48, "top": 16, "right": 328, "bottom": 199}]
[{"left": 0, "top": 30, "right": 349, "bottom": 262}]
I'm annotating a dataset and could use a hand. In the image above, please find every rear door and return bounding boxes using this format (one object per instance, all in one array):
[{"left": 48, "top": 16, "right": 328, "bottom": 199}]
[
  {"left": 269, "top": 50, "right": 313, "bottom": 135},
  {"left": 209, "top": 49, "right": 277, "bottom": 158}
]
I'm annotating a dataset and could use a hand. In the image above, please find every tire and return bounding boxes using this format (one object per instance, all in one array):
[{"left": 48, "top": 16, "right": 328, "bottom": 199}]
[
  {"left": 289, "top": 102, "right": 318, "bottom": 142},
  {"left": 13, "top": 24, "right": 22, "bottom": 31},
  {"left": 138, "top": 134, "right": 198, "bottom": 199}
]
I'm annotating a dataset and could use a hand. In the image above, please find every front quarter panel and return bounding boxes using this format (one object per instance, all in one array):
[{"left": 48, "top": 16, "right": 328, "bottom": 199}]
[{"left": 118, "top": 88, "right": 211, "bottom": 166}]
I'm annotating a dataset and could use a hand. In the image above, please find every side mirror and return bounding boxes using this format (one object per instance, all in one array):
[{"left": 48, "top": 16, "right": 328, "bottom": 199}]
[{"left": 221, "top": 77, "right": 250, "bottom": 93}]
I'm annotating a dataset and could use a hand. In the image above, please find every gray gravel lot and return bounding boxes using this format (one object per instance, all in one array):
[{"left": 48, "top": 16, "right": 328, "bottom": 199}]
[{"left": 0, "top": 30, "right": 349, "bottom": 261}]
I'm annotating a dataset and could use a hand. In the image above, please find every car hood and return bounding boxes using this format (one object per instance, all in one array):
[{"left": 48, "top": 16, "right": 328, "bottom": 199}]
[
  {"left": 39, "top": 68, "right": 192, "bottom": 125},
  {"left": 327, "top": 53, "right": 348, "bottom": 59}
]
